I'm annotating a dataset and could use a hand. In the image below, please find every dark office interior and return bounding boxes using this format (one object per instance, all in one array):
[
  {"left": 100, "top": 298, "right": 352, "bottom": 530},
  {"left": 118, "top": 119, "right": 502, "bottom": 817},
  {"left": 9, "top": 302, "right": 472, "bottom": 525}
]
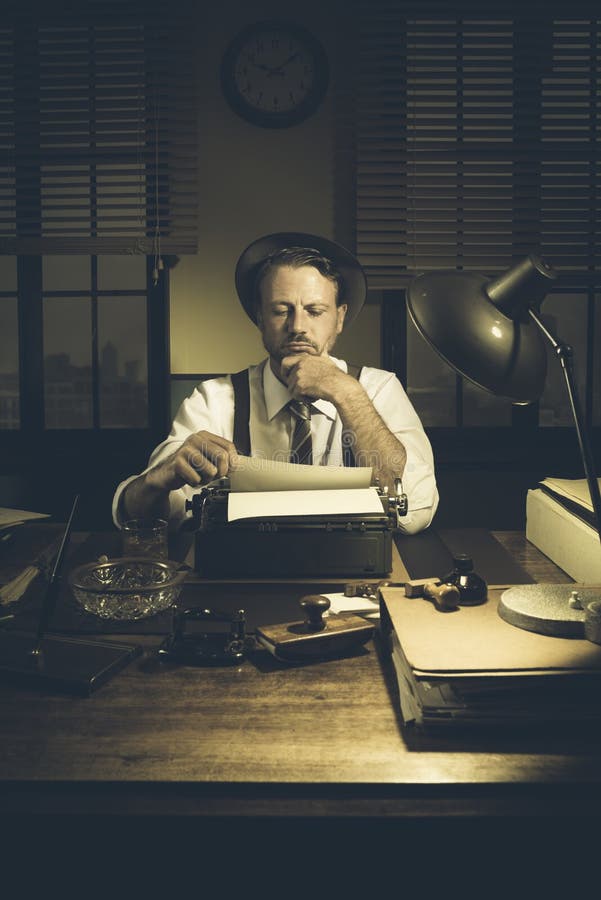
[
  {"left": 1, "top": 0, "right": 599, "bottom": 530},
  {"left": 1, "top": 0, "right": 601, "bottom": 873}
]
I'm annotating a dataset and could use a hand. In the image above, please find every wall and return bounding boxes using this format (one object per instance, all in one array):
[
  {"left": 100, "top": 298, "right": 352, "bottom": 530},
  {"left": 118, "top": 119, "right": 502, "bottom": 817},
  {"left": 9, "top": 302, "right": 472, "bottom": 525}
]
[{"left": 169, "top": 0, "right": 381, "bottom": 375}]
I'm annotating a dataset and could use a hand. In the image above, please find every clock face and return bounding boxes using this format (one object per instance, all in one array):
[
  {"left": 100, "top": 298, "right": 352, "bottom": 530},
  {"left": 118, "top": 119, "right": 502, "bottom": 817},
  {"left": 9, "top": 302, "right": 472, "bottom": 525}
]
[{"left": 221, "top": 22, "right": 329, "bottom": 128}]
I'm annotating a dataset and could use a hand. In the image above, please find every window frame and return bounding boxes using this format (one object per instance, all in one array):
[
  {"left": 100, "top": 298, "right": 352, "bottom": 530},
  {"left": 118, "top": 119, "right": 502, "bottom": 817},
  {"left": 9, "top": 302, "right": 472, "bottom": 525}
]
[
  {"left": 353, "top": 0, "right": 601, "bottom": 288},
  {"left": 350, "top": 1, "right": 601, "bottom": 483},
  {"left": 1, "top": 254, "right": 170, "bottom": 527},
  {"left": 0, "top": 1, "right": 196, "bottom": 523}
]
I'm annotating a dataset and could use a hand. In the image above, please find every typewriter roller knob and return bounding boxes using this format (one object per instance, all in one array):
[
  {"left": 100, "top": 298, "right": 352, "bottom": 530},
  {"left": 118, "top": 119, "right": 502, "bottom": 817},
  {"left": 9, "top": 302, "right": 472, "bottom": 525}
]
[{"left": 299, "top": 594, "right": 330, "bottom": 632}]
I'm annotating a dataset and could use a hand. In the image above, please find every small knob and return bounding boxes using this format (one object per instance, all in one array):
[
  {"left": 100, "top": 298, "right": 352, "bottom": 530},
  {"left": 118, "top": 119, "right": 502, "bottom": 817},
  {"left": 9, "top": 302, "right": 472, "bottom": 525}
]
[
  {"left": 443, "top": 553, "right": 487, "bottom": 605},
  {"left": 452, "top": 554, "right": 474, "bottom": 573},
  {"left": 299, "top": 594, "right": 330, "bottom": 632}
]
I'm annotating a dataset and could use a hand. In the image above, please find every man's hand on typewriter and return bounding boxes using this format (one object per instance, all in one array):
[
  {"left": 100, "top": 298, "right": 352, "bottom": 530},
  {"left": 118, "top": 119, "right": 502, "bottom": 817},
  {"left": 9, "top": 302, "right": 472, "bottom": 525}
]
[
  {"left": 148, "top": 431, "right": 239, "bottom": 491},
  {"left": 123, "top": 431, "right": 239, "bottom": 521}
]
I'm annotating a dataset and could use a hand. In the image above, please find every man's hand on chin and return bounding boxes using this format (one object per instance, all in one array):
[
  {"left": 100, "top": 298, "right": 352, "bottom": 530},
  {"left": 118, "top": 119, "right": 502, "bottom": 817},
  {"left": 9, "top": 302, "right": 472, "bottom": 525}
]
[{"left": 280, "top": 353, "right": 349, "bottom": 402}]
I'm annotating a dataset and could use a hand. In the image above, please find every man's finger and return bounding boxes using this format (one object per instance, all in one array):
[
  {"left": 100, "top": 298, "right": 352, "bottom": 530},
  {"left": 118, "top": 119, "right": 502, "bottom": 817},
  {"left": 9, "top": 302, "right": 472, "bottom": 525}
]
[
  {"left": 189, "top": 431, "right": 238, "bottom": 465},
  {"left": 186, "top": 444, "right": 230, "bottom": 478},
  {"left": 172, "top": 454, "right": 205, "bottom": 486}
]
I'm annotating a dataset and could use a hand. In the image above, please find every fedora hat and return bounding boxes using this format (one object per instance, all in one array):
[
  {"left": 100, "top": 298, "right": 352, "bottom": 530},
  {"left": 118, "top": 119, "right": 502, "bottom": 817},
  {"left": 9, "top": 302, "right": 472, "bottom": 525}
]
[{"left": 235, "top": 232, "right": 367, "bottom": 327}]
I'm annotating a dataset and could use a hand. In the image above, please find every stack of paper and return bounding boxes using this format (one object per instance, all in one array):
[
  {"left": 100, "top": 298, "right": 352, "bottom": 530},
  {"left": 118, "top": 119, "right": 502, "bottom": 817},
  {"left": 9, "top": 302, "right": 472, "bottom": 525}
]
[
  {"left": 226, "top": 456, "right": 380, "bottom": 521},
  {"left": 538, "top": 476, "right": 600, "bottom": 529},
  {"left": 228, "top": 455, "right": 373, "bottom": 493},
  {"left": 526, "top": 478, "right": 601, "bottom": 582},
  {"left": 0, "top": 507, "right": 50, "bottom": 530},
  {"left": 0, "top": 508, "right": 52, "bottom": 605},
  {"left": 321, "top": 592, "right": 380, "bottom": 620},
  {"left": 380, "top": 585, "right": 601, "bottom": 728}
]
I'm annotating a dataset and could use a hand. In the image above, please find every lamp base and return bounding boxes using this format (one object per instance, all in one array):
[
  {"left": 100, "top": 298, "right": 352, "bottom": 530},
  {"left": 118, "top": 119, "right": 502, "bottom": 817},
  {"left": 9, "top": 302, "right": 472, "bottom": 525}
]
[
  {"left": 498, "top": 584, "right": 600, "bottom": 638},
  {"left": 0, "top": 630, "right": 142, "bottom": 695}
]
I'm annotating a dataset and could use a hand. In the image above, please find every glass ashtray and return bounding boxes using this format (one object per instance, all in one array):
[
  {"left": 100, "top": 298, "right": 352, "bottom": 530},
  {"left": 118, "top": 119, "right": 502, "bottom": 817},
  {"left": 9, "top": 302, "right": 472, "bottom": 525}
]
[{"left": 68, "top": 557, "right": 191, "bottom": 622}]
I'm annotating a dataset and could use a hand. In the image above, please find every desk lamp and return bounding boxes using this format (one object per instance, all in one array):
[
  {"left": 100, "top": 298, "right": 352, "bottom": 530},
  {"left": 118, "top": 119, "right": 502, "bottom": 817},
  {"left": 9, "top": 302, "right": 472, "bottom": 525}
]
[{"left": 406, "top": 255, "right": 601, "bottom": 637}]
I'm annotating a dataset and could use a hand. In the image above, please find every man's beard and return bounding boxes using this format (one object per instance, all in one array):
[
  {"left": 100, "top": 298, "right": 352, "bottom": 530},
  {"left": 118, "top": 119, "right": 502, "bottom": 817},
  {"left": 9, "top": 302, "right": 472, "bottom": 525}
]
[{"left": 264, "top": 333, "right": 321, "bottom": 361}]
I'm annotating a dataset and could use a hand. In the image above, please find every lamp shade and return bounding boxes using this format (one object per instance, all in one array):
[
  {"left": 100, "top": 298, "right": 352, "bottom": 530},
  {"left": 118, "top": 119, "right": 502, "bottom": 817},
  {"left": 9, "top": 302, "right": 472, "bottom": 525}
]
[{"left": 406, "top": 256, "right": 558, "bottom": 403}]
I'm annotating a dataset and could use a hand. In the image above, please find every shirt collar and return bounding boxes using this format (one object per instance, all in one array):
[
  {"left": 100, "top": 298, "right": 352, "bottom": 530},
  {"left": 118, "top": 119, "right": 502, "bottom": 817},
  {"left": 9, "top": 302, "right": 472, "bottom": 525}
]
[{"left": 262, "top": 356, "right": 344, "bottom": 422}]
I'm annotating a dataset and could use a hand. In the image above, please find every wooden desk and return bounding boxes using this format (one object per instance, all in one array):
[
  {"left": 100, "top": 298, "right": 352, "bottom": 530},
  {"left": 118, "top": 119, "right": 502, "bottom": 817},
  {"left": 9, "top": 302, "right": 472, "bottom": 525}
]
[{"left": 1, "top": 530, "right": 599, "bottom": 839}]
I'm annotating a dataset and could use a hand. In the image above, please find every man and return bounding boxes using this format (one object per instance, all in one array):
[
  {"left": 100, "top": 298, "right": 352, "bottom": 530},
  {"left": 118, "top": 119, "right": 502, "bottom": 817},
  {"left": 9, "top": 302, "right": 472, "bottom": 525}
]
[{"left": 112, "top": 232, "right": 438, "bottom": 533}]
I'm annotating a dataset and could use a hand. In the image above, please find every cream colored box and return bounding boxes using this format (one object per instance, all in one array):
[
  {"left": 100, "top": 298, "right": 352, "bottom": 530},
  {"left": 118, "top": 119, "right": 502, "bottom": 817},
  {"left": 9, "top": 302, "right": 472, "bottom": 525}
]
[{"left": 526, "top": 488, "right": 601, "bottom": 583}]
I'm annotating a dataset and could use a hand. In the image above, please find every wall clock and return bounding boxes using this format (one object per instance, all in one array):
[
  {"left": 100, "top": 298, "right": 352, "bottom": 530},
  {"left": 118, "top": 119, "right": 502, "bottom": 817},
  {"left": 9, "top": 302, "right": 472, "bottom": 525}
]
[{"left": 220, "top": 21, "right": 330, "bottom": 129}]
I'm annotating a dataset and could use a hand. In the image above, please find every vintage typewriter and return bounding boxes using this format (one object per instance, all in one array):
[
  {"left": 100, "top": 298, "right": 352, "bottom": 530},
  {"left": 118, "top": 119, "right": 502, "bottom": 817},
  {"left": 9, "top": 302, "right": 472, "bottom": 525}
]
[{"left": 185, "top": 467, "right": 407, "bottom": 578}]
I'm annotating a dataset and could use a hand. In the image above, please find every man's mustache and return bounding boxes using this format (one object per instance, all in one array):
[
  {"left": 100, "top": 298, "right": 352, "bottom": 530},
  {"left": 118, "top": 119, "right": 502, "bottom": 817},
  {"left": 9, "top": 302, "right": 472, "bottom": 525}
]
[{"left": 283, "top": 334, "right": 319, "bottom": 351}]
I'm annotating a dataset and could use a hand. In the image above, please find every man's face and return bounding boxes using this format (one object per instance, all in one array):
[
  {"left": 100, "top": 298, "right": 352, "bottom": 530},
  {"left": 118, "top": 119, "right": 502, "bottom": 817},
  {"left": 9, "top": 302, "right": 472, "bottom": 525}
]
[{"left": 257, "top": 265, "right": 347, "bottom": 368}]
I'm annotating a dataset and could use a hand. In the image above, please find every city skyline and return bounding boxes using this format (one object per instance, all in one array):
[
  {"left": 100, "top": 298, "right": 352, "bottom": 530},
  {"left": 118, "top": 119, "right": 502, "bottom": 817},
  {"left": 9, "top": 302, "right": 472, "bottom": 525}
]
[{"left": 0, "top": 339, "right": 148, "bottom": 429}]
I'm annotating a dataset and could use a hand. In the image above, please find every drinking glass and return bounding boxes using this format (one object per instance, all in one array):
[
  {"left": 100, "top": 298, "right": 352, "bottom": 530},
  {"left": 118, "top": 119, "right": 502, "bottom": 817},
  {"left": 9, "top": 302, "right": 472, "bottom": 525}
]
[{"left": 121, "top": 518, "right": 168, "bottom": 560}]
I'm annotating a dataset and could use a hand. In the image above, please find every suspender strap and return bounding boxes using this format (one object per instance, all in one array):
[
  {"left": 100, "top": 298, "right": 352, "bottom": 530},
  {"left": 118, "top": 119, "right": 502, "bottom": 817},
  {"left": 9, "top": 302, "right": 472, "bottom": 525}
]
[
  {"left": 231, "top": 364, "right": 363, "bottom": 465},
  {"left": 231, "top": 368, "right": 251, "bottom": 457}
]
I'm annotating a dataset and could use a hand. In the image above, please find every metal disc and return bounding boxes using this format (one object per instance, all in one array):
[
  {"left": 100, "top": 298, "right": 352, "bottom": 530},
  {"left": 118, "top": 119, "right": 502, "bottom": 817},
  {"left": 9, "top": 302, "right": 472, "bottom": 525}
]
[{"left": 498, "top": 584, "right": 600, "bottom": 638}]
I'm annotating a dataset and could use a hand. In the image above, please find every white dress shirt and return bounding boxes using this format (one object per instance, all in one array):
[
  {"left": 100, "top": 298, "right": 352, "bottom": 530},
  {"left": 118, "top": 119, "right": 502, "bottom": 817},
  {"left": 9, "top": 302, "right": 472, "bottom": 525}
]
[{"left": 112, "top": 356, "right": 439, "bottom": 534}]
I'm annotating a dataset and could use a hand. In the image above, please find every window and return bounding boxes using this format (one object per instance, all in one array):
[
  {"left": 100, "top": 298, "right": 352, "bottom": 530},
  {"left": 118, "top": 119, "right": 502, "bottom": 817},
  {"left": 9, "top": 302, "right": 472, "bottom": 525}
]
[
  {"left": 42, "top": 254, "right": 149, "bottom": 429},
  {"left": 0, "top": 258, "right": 19, "bottom": 430},
  {"left": 0, "top": 0, "right": 198, "bottom": 524},
  {"left": 353, "top": 0, "right": 600, "bottom": 465},
  {"left": 2, "top": 0, "right": 198, "bottom": 257}
]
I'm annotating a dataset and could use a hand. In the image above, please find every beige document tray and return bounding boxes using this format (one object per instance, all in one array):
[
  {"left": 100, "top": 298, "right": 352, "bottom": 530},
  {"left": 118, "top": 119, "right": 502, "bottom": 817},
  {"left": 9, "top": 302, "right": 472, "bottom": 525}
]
[{"left": 379, "top": 585, "right": 601, "bottom": 678}]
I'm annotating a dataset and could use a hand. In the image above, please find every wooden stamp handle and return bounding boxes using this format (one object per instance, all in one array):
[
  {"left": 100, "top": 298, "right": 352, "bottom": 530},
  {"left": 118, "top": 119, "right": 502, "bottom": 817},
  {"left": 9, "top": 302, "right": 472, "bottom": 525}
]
[
  {"left": 404, "top": 578, "right": 460, "bottom": 612},
  {"left": 423, "top": 582, "right": 460, "bottom": 611},
  {"left": 299, "top": 594, "right": 331, "bottom": 631}
]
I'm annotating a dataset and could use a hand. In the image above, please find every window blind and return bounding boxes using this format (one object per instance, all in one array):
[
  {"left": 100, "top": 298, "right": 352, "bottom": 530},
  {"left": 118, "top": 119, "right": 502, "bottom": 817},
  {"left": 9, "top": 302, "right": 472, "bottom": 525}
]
[
  {"left": 355, "top": 0, "right": 601, "bottom": 287},
  {"left": 0, "top": 0, "right": 198, "bottom": 255}
]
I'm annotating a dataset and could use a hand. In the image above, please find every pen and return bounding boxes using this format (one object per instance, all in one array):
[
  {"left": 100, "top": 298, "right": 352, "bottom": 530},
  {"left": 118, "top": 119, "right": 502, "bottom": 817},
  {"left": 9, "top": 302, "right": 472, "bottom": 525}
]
[{"left": 31, "top": 494, "right": 79, "bottom": 659}]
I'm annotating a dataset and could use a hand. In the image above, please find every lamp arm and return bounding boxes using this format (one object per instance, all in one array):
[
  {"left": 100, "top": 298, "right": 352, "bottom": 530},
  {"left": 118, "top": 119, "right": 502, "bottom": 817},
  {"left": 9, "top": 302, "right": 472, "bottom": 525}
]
[{"left": 528, "top": 308, "right": 601, "bottom": 544}]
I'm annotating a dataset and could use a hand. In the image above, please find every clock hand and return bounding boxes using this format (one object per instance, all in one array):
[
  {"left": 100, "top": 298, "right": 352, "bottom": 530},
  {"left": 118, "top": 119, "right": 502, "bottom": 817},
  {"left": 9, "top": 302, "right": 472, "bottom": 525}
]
[
  {"left": 251, "top": 53, "right": 301, "bottom": 78},
  {"left": 268, "top": 52, "right": 301, "bottom": 77},
  {"left": 250, "top": 61, "right": 286, "bottom": 78},
  {"left": 280, "top": 52, "right": 300, "bottom": 68}
]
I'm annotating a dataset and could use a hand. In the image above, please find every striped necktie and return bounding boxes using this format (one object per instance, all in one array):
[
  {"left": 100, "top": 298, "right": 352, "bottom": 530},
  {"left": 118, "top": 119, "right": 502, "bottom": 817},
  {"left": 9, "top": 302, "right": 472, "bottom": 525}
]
[{"left": 289, "top": 399, "right": 313, "bottom": 465}]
